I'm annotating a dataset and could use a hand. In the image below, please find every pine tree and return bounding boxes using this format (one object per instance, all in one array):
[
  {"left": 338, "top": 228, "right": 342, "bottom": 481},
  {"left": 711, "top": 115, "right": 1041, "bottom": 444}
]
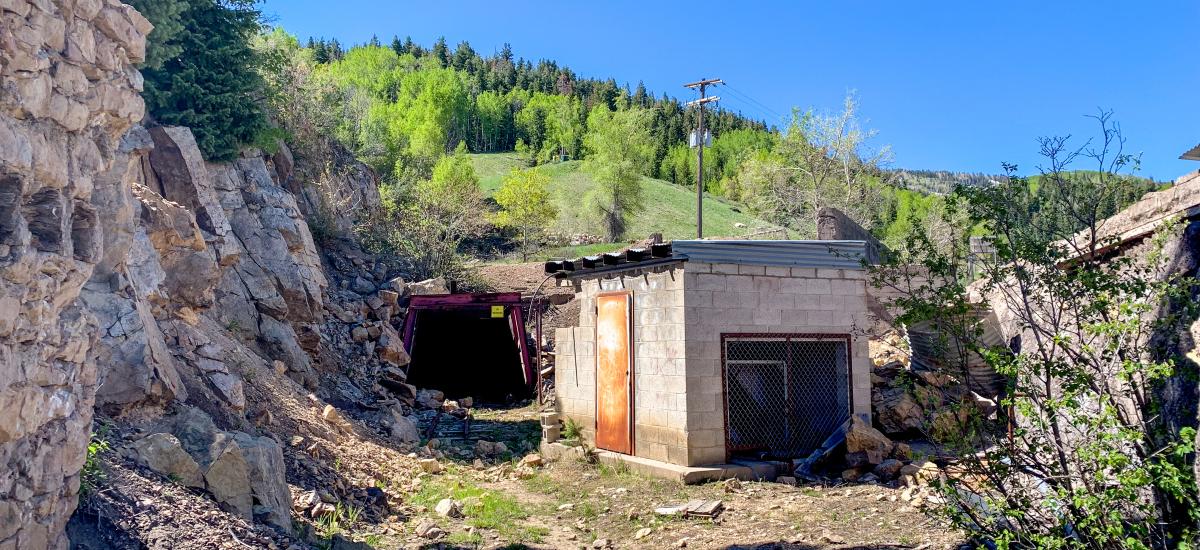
[
  {"left": 312, "top": 38, "right": 330, "bottom": 63},
  {"left": 130, "top": 0, "right": 186, "bottom": 70},
  {"left": 368, "top": 34, "right": 381, "bottom": 48},
  {"left": 633, "top": 81, "right": 648, "bottom": 107},
  {"left": 403, "top": 36, "right": 421, "bottom": 57},
  {"left": 431, "top": 36, "right": 449, "bottom": 67},
  {"left": 132, "top": 0, "right": 269, "bottom": 161},
  {"left": 390, "top": 35, "right": 404, "bottom": 55}
]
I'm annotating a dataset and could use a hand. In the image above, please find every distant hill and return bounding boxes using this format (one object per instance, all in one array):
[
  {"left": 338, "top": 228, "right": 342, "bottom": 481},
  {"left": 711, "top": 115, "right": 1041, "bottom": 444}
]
[
  {"left": 470, "top": 154, "right": 789, "bottom": 249},
  {"left": 889, "top": 169, "right": 1010, "bottom": 195}
]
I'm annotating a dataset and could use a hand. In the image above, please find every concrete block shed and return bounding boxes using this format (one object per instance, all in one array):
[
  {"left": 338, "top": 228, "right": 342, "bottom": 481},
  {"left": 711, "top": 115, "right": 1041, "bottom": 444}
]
[{"left": 549, "top": 240, "right": 873, "bottom": 476}]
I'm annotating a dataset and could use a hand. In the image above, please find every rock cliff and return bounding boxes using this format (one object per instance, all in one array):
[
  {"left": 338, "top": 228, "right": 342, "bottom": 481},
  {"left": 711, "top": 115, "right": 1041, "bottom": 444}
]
[
  {"left": 1, "top": 0, "right": 150, "bottom": 546},
  {"left": 1, "top": 2, "right": 408, "bottom": 547}
]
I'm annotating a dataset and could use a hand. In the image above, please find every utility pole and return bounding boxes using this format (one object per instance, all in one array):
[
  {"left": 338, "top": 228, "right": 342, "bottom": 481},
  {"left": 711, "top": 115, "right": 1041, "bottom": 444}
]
[{"left": 685, "top": 78, "right": 721, "bottom": 239}]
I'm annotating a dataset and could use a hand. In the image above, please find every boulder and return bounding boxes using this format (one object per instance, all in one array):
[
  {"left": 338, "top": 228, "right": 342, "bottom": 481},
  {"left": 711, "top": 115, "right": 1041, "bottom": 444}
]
[
  {"left": 377, "top": 323, "right": 410, "bottom": 366},
  {"left": 415, "top": 520, "right": 445, "bottom": 539},
  {"left": 873, "top": 388, "right": 924, "bottom": 435},
  {"left": 131, "top": 433, "right": 203, "bottom": 488},
  {"left": 519, "top": 453, "right": 544, "bottom": 468},
  {"left": 434, "top": 498, "right": 462, "bottom": 518},
  {"left": 408, "top": 277, "right": 448, "bottom": 296},
  {"left": 899, "top": 459, "right": 941, "bottom": 486},
  {"left": 844, "top": 451, "right": 871, "bottom": 469},
  {"left": 474, "top": 440, "right": 508, "bottom": 456},
  {"left": 416, "top": 389, "right": 445, "bottom": 410},
  {"left": 352, "top": 276, "right": 376, "bottom": 295},
  {"left": 322, "top": 405, "right": 352, "bottom": 434},
  {"left": 845, "top": 416, "right": 892, "bottom": 465},
  {"left": 389, "top": 410, "right": 420, "bottom": 444},
  {"left": 873, "top": 458, "right": 904, "bottom": 481},
  {"left": 162, "top": 407, "right": 293, "bottom": 533},
  {"left": 419, "top": 459, "right": 443, "bottom": 474}
]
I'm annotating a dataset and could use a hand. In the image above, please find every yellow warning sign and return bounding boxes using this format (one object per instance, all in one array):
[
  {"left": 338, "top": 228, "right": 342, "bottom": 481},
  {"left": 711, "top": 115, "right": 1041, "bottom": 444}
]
[{"left": 491, "top": 305, "right": 504, "bottom": 318}]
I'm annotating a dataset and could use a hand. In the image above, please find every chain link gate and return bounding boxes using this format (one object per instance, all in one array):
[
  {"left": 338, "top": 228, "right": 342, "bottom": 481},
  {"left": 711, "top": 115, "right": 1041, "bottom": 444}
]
[{"left": 722, "top": 334, "right": 852, "bottom": 459}]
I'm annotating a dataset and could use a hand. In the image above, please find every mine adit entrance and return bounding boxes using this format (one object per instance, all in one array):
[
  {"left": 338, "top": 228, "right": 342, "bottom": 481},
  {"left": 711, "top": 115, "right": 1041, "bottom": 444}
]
[{"left": 401, "top": 292, "right": 535, "bottom": 403}]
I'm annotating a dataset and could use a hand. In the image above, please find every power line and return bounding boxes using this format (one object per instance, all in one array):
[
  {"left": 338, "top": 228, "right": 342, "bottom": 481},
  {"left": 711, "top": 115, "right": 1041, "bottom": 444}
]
[
  {"left": 717, "top": 94, "right": 777, "bottom": 126},
  {"left": 722, "top": 83, "right": 788, "bottom": 122}
]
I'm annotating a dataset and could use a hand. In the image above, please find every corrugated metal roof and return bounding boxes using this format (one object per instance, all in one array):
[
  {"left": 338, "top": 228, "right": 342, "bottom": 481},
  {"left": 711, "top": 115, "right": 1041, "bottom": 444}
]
[
  {"left": 1183, "top": 143, "right": 1200, "bottom": 161},
  {"left": 672, "top": 240, "right": 867, "bottom": 269}
]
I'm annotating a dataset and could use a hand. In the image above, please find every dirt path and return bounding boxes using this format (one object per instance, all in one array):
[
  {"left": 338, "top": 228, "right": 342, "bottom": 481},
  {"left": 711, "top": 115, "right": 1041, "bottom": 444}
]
[{"left": 343, "top": 404, "right": 967, "bottom": 550}]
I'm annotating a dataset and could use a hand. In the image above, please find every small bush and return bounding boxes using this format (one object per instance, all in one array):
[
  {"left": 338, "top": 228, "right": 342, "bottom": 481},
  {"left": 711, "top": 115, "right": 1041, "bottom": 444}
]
[{"left": 561, "top": 417, "right": 583, "bottom": 441}]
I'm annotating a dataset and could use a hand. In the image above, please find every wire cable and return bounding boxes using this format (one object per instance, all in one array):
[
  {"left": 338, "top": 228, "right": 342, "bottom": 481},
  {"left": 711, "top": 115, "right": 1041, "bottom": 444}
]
[{"left": 722, "top": 83, "right": 789, "bottom": 122}]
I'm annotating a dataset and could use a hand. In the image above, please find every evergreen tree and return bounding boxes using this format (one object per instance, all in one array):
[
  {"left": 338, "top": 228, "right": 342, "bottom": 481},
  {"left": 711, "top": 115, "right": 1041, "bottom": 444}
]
[
  {"left": 129, "top": 0, "right": 186, "bottom": 70},
  {"left": 452, "top": 41, "right": 475, "bottom": 70},
  {"left": 390, "top": 35, "right": 404, "bottom": 55},
  {"left": 133, "top": 0, "right": 269, "bottom": 161},
  {"left": 403, "top": 36, "right": 421, "bottom": 57},
  {"left": 431, "top": 36, "right": 449, "bottom": 67},
  {"left": 368, "top": 34, "right": 381, "bottom": 48},
  {"left": 632, "top": 80, "right": 648, "bottom": 107},
  {"left": 312, "top": 38, "right": 330, "bottom": 63}
]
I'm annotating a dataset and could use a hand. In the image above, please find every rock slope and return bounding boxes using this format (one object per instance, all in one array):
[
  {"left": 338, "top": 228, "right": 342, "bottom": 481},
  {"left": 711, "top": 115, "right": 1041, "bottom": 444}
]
[
  {"left": 1, "top": 1, "right": 150, "bottom": 547},
  {"left": 0, "top": 1, "right": 411, "bottom": 547}
]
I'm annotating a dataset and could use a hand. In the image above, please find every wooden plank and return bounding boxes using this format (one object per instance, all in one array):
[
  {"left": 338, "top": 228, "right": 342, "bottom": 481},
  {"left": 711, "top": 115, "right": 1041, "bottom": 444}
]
[{"left": 686, "top": 500, "right": 724, "bottom": 518}]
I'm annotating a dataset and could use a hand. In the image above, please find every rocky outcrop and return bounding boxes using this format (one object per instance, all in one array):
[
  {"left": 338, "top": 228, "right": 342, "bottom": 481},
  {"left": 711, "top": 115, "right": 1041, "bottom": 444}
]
[
  {"left": 131, "top": 406, "right": 292, "bottom": 532},
  {"left": 2, "top": 2, "right": 412, "bottom": 545},
  {"left": 0, "top": 0, "right": 150, "bottom": 547}
]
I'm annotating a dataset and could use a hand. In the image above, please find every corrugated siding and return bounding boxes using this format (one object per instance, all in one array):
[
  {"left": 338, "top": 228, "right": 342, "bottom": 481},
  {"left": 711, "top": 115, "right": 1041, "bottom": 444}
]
[
  {"left": 672, "top": 240, "right": 867, "bottom": 269},
  {"left": 906, "top": 308, "right": 1008, "bottom": 396}
]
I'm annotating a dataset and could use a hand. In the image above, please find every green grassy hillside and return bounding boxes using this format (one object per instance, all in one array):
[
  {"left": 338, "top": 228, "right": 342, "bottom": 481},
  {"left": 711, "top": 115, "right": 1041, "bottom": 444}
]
[{"left": 470, "top": 153, "right": 788, "bottom": 246}]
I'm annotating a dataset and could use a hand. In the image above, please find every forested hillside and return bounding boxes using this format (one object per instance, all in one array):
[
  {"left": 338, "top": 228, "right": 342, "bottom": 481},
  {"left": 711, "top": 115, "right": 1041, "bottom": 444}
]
[{"left": 122, "top": 1, "right": 1166, "bottom": 278}]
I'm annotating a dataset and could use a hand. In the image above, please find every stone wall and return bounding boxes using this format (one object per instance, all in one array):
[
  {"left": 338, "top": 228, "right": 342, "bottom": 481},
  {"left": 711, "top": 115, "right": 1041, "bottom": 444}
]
[{"left": 0, "top": 0, "right": 150, "bottom": 547}]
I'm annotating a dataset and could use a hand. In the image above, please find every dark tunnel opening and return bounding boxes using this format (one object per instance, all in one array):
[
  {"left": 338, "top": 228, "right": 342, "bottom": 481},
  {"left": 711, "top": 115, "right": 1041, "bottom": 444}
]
[{"left": 404, "top": 307, "right": 531, "bottom": 404}]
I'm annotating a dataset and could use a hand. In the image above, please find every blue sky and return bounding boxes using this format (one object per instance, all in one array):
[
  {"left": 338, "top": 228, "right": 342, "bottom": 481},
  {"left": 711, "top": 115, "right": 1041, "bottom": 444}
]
[{"left": 258, "top": 1, "right": 1198, "bottom": 181}]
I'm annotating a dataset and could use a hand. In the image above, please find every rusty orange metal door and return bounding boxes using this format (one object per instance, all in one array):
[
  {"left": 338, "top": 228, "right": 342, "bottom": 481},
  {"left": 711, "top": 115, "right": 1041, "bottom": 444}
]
[{"left": 595, "top": 291, "right": 633, "bottom": 454}]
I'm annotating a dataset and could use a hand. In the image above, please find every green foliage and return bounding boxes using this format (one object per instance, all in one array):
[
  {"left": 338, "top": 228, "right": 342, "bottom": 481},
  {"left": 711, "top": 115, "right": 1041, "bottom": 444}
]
[
  {"left": 80, "top": 430, "right": 112, "bottom": 501},
  {"left": 561, "top": 417, "right": 583, "bottom": 441},
  {"left": 360, "top": 143, "right": 486, "bottom": 279},
  {"left": 128, "top": 0, "right": 185, "bottom": 70},
  {"left": 872, "top": 113, "right": 1197, "bottom": 547},
  {"left": 135, "top": 0, "right": 270, "bottom": 161},
  {"left": 582, "top": 105, "right": 655, "bottom": 241},
  {"left": 493, "top": 168, "right": 557, "bottom": 260},
  {"left": 314, "top": 502, "right": 363, "bottom": 546},
  {"left": 411, "top": 476, "right": 548, "bottom": 542},
  {"left": 471, "top": 153, "right": 785, "bottom": 243},
  {"left": 740, "top": 95, "right": 892, "bottom": 236}
]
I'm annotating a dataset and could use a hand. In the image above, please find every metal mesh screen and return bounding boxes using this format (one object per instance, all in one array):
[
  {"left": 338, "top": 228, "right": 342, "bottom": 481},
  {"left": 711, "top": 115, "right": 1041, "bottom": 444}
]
[{"left": 723, "top": 335, "right": 851, "bottom": 459}]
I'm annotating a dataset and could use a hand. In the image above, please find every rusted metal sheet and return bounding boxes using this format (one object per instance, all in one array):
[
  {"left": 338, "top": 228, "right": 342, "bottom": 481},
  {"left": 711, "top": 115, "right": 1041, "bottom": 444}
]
[{"left": 595, "top": 291, "right": 633, "bottom": 454}]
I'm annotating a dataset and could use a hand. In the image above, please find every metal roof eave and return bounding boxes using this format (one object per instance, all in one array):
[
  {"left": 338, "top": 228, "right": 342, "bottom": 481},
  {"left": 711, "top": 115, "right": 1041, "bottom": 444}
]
[{"left": 671, "top": 239, "right": 868, "bottom": 269}]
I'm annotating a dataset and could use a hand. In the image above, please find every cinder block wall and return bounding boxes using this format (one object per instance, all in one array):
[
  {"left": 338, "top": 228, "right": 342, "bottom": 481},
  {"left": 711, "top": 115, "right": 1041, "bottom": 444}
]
[
  {"left": 682, "top": 262, "right": 873, "bottom": 466},
  {"left": 553, "top": 266, "right": 690, "bottom": 464},
  {"left": 553, "top": 261, "right": 873, "bottom": 468}
]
